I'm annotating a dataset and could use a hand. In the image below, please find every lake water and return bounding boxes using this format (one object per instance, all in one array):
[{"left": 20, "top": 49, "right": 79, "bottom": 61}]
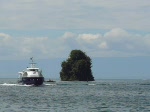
[{"left": 0, "top": 79, "right": 150, "bottom": 112}]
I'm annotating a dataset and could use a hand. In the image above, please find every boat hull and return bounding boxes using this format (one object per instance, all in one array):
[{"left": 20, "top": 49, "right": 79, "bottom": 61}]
[{"left": 19, "top": 77, "right": 44, "bottom": 86}]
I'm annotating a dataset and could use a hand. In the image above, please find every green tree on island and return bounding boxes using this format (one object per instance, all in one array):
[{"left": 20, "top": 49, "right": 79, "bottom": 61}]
[{"left": 60, "top": 50, "right": 94, "bottom": 81}]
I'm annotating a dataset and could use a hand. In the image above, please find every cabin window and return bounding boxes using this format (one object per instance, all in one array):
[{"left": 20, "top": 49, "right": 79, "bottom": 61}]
[
  {"left": 30, "top": 69, "right": 35, "bottom": 71},
  {"left": 30, "top": 69, "right": 38, "bottom": 72}
]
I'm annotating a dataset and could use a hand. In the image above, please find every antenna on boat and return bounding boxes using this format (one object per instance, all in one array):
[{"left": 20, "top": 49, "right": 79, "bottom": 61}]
[
  {"left": 30, "top": 57, "right": 33, "bottom": 62},
  {"left": 30, "top": 57, "right": 36, "bottom": 68}
]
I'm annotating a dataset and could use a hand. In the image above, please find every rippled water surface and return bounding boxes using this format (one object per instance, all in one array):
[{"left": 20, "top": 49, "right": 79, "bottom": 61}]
[{"left": 0, "top": 79, "right": 150, "bottom": 112}]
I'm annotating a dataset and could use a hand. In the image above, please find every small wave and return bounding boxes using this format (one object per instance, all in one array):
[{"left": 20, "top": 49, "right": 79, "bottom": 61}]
[
  {"left": 44, "top": 83, "right": 57, "bottom": 86},
  {"left": 140, "top": 83, "right": 150, "bottom": 85},
  {"left": 0, "top": 83, "right": 18, "bottom": 86},
  {"left": 0, "top": 83, "right": 57, "bottom": 87},
  {"left": 88, "top": 84, "right": 96, "bottom": 86},
  {"left": 18, "top": 84, "right": 33, "bottom": 87},
  {"left": 0, "top": 83, "right": 33, "bottom": 87}
]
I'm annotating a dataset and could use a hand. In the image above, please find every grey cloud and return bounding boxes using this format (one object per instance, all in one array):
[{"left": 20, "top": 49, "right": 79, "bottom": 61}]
[{"left": 0, "top": 0, "right": 149, "bottom": 31}]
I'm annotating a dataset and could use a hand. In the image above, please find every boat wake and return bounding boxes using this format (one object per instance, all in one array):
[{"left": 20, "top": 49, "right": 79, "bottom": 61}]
[
  {"left": 0, "top": 83, "right": 33, "bottom": 87},
  {"left": 0, "top": 82, "right": 95, "bottom": 86},
  {"left": 0, "top": 83, "right": 57, "bottom": 87}
]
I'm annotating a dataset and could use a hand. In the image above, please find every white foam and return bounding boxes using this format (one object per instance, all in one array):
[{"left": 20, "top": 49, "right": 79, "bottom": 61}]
[
  {"left": 0, "top": 83, "right": 33, "bottom": 87},
  {"left": 0, "top": 83, "right": 57, "bottom": 87},
  {"left": 44, "top": 83, "right": 57, "bottom": 86},
  {"left": 0, "top": 83, "right": 18, "bottom": 86},
  {"left": 88, "top": 84, "right": 96, "bottom": 86}
]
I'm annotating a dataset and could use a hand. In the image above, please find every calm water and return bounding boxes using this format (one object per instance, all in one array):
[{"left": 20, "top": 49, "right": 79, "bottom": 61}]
[{"left": 0, "top": 79, "right": 150, "bottom": 112}]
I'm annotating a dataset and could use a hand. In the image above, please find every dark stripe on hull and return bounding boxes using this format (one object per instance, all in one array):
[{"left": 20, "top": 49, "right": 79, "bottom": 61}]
[{"left": 20, "top": 77, "right": 44, "bottom": 86}]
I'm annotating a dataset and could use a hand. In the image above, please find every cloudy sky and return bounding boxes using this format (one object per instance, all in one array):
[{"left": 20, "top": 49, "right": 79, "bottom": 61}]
[
  {"left": 0, "top": 0, "right": 150, "bottom": 79},
  {"left": 0, "top": 0, "right": 150, "bottom": 60}
]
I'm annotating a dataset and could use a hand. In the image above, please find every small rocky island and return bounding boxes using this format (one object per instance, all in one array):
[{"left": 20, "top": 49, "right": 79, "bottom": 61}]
[{"left": 60, "top": 50, "right": 94, "bottom": 81}]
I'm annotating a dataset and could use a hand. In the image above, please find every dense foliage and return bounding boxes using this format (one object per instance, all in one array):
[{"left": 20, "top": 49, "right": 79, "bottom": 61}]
[{"left": 60, "top": 50, "right": 94, "bottom": 81}]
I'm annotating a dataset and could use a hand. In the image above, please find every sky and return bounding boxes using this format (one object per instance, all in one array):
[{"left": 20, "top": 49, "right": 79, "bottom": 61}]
[{"left": 0, "top": 0, "right": 150, "bottom": 79}]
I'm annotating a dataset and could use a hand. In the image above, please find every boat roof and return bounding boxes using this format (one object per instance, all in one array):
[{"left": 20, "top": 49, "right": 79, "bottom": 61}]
[{"left": 27, "top": 68, "right": 39, "bottom": 70}]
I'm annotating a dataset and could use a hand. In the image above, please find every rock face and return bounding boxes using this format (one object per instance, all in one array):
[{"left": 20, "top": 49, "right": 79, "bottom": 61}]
[{"left": 60, "top": 50, "right": 94, "bottom": 81}]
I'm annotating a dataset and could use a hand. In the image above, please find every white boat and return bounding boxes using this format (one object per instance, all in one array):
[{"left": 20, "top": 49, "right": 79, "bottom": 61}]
[{"left": 18, "top": 57, "right": 44, "bottom": 86}]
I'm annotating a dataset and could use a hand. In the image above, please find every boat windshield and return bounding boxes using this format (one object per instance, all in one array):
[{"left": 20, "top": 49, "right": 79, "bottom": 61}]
[
  {"left": 27, "top": 68, "right": 39, "bottom": 71},
  {"left": 30, "top": 69, "right": 37, "bottom": 71}
]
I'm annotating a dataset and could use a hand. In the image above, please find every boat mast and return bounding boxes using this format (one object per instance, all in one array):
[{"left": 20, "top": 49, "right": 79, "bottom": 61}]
[{"left": 30, "top": 57, "right": 36, "bottom": 68}]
